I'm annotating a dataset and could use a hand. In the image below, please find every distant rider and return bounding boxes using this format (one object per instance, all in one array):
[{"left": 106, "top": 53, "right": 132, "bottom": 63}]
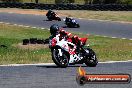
[
  {"left": 46, "top": 9, "right": 56, "bottom": 18},
  {"left": 65, "top": 17, "right": 72, "bottom": 23}
]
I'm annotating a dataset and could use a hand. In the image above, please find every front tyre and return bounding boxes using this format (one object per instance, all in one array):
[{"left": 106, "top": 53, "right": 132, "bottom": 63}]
[
  {"left": 84, "top": 48, "right": 98, "bottom": 67},
  {"left": 52, "top": 48, "right": 69, "bottom": 68}
]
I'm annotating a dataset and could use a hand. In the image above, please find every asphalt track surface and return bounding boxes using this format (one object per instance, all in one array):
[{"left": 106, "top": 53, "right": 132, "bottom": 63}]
[
  {"left": 0, "top": 62, "right": 132, "bottom": 88},
  {"left": 0, "top": 12, "right": 132, "bottom": 39},
  {"left": 0, "top": 12, "right": 132, "bottom": 88}
]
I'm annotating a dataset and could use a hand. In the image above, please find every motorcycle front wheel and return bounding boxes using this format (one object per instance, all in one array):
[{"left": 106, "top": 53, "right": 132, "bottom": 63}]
[
  {"left": 52, "top": 48, "right": 69, "bottom": 68},
  {"left": 84, "top": 48, "right": 98, "bottom": 67}
]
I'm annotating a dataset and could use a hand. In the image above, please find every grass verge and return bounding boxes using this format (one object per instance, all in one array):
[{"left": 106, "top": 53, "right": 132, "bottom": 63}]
[{"left": 0, "top": 23, "right": 132, "bottom": 65}]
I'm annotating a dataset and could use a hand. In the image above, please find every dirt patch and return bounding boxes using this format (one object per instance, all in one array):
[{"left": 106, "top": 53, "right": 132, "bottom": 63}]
[
  {"left": 0, "top": 8, "right": 46, "bottom": 15},
  {"left": 13, "top": 43, "right": 49, "bottom": 50},
  {"left": 0, "top": 8, "right": 65, "bottom": 16}
]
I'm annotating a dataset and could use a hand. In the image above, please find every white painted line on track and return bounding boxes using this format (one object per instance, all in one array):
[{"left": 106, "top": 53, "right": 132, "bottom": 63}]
[
  {"left": 18, "top": 25, "right": 24, "bottom": 27},
  {"left": 13, "top": 24, "right": 18, "bottom": 26},
  {"left": 0, "top": 21, "right": 49, "bottom": 31},
  {"left": 78, "top": 18, "right": 83, "bottom": 19},
  {"left": 0, "top": 22, "right": 4, "bottom": 23},
  {"left": 0, "top": 60, "right": 132, "bottom": 67},
  {"left": 41, "top": 28, "right": 45, "bottom": 29},
  {"left": 5, "top": 23, "right": 10, "bottom": 25},
  {"left": 0, "top": 63, "right": 55, "bottom": 67},
  {"left": 122, "top": 38, "right": 127, "bottom": 40},
  {"left": 99, "top": 60, "right": 132, "bottom": 63},
  {"left": 24, "top": 26, "right": 30, "bottom": 28},
  {"left": 103, "top": 36, "right": 108, "bottom": 37},
  {"left": 78, "top": 18, "right": 132, "bottom": 24},
  {"left": 0, "top": 21, "right": 131, "bottom": 41},
  {"left": 32, "top": 27, "right": 37, "bottom": 29},
  {"left": 111, "top": 37, "right": 117, "bottom": 38}
]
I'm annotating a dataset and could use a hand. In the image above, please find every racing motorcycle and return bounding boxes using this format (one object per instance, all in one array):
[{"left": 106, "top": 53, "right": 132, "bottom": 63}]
[
  {"left": 46, "top": 12, "right": 61, "bottom": 21},
  {"left": 50, "top": 35, "right": 98, "bottom": 68},
  {"left": 64, "top": 19, "right": 80, "bottom": 28}
]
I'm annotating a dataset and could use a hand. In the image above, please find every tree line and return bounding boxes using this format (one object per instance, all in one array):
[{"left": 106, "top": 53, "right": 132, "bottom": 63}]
[{"left": 0, "top": 0, "right": 132, "bottom": 4}]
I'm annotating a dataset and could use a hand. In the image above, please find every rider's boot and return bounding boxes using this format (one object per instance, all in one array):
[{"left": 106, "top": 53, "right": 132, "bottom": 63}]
[{"left": 69, "top": 54, "right": 79, "bottom": 65}]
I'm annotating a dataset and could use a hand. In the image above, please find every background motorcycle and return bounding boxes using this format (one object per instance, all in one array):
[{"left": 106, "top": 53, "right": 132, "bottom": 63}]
[
  {"left": 46, "top": 13, "right": 61, "bottom": 21},
  {"left": 50, "top": 35, "right": 98, "bottom": 68},
  {"left": 64, "top": 19, "right": 80, "bottom": 28}
]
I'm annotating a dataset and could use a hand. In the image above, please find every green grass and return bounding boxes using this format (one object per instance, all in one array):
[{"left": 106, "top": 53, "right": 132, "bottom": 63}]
[
  {"left": 88, "top": 36, "right": 132, "bottom": 61},
  {"left": 0, "top": 23, "right": 132, "bottom": 65},
  {"left": 0, "top": 24, "right": 51, "bottom": 64}
]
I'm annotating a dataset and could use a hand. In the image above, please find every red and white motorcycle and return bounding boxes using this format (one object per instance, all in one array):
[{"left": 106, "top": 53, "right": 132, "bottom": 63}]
[{"left": 50, "top": 34, "right": 98, "bottom": 68}]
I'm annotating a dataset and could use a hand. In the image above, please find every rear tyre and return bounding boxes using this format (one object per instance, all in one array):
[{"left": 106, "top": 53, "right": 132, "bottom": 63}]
[
  {"left": 84, "top": 48, "right": 98, "bottom": 67},
  {"left": 52, "top": 48, "right": 69, "bottom": 68}
]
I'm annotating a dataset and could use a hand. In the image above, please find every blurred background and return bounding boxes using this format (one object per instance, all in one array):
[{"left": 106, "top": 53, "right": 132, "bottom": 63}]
[{"left": 0, "top": 0, "right": 132, "bottom": 5}]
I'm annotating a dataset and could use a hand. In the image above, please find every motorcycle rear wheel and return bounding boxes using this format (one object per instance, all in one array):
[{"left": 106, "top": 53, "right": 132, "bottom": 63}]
[{"left": 52, "top": 48, "right": 69, "bottom": 68}]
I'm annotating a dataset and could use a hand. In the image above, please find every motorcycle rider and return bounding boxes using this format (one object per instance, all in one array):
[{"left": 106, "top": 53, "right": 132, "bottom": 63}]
[
  {"left": 46, "top": 9, "right": 56, "bottom": 19},
  {"left": 49, "top": 24, "right": 83, "bottom": 63},
  {"left": 49, "top": 24, "right": 71, "bottom": 41},
  {"left": 49, "top": 24, "right": 60, "bottom": 37},
  {"left": 65, "top": 17, "right": 72, "bottom": 23}
]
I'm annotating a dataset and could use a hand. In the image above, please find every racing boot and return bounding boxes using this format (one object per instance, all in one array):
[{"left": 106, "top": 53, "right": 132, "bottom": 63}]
[{"left": 69, "top": 54, "right": 79, "bottom": 65}]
